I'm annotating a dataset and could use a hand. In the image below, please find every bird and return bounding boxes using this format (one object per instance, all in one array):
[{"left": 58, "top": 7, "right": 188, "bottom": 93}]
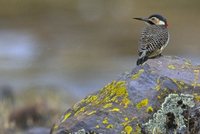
[{"left": 134, "top": 14, "right": 169, "bottom": 65}]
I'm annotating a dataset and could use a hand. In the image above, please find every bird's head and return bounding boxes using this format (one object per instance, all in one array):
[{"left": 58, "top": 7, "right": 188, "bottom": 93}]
[{"left": 134, "top": 14, "right": 168, "bottom": 27}]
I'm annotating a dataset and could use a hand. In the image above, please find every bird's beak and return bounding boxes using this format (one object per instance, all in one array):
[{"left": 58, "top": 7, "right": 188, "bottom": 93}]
[{"left": 133, "top": 17, "right": 149, "bottom": 22}]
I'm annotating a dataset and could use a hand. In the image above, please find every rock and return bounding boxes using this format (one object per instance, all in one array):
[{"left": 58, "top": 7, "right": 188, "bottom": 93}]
[
  {"left": 26, "top": 127, "right": 50, "bottom": 134},
  {"left": 51, "top": 56, "right": 200, "bottom": 134}
]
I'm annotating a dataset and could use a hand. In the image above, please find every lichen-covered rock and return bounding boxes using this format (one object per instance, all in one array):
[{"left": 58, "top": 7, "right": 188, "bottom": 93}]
[{"left": 51, "top": 56, "right": 200, "bottom": 134}]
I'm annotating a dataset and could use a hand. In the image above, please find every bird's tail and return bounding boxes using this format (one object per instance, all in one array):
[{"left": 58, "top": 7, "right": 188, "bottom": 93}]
[{"left": 136, "top": 56, "right": 148, "bottom": 65}]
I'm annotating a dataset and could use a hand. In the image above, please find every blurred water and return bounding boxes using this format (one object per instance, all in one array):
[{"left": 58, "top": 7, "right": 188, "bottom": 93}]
[
  {"left": 0, "top": 0, "right": 200, "bottom": 101},
  {"left": 0, "top": 29, "right": 137, "bottom": 99},
  {"left": 0, "top": 29, "right": 200, "bottom": 100},
  {"left": 0, "top": 30, "right": 38, "bottom": 69}
]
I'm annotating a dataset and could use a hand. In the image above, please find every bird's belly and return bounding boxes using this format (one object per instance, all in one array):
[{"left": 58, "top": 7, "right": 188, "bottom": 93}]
[
  {"left": 148, "top": 34, "right": 169, "bottom": 58},
  {"left": 148, "top": 49, "right": 162, "bottom": 58},
  {"left": 148, "top": 43, "right": 167, "bottom": 58}
]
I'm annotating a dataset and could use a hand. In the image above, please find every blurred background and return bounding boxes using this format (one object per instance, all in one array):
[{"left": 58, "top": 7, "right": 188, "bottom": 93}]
[{"left": 0, "top": 0, "right": 200, "bottom": 133}]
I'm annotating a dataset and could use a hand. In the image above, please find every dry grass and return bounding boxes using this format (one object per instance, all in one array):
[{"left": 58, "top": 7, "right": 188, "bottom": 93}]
[{"left": 0, "top": 88, "right": 75, "bottom": 133}]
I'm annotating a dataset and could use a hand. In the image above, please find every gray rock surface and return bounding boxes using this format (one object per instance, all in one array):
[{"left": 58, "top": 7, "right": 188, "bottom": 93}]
[{"left": 51, "top": 56, "right": 200, "bottom": 134}]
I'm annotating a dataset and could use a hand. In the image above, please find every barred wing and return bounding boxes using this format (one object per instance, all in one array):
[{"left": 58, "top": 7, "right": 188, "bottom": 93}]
[{"left": 138, "top": 25, "right": 169, "bottom": 56}]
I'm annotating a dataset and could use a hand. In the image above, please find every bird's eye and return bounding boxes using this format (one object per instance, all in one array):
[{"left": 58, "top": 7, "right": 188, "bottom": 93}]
[{"left": 151, "top": 17, "right": 155, "bottom": 20}]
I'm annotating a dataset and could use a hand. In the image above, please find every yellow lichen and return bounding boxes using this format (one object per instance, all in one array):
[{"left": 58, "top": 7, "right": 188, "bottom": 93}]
[
  {"left": 68, "top": 80, "right": 131, "bottom": 122},
  {"left": 194, "top": 70, "right": 200, "bottom": 73},
  {"left": 84, "top": 95, "right": 98, "bottom": 104},
  {"left": 73, "top": 102, "right": 81, "bottom": 111},
  {"left": 109, "top": 108, "right": 120, "bottom": 112},
  {"left": 194, "top": 93, "right": 200, "bottom": 102},
  {"left": 192, "top": 69, "right": 200, "bottom": 88},
  {"left": 87, "top": 110, "right": 96, "bottom": 115},
  {"left": 53, "top": 124, "right": 58, "bottom": 130},
  {"left": 168, "top": 64, "right": 176, "bottom": 70},
  {"left": 157, "top": 95, "right": 161, "bottom": 99},
  {"left": 103, "top": 103, "right": 113, "bottom": 108},
  {"left": 102, "top": 117, "right": 109, "bottom": 124},
  {"left": 115, "top": 82, "right": 127, "bottom": 96},
  {"left": 61, "top": 112, "right": 71, "bottom": 122},
  {"left": 136, "top": 98, "right": 149, "bottom": 109},
  {"left": 74, "top": 107, "right": 85, "bottom": 116},
  {"left": 156, "top": 77, "right": 160, "bottom": 83},
  {"left": 154, "top": 77, "right": 163, "bottom": 91},
  {"left": 131, "top": 69, "right": 144, "bottom": 80},
  {"left": 179, "top": 81, "right": 185, "bottom": 86},
  {"left": 124, "top": 117, "right": 129, "bottom": 121},
  {"left": 121, "top": 117, "right": 137, "bottom": 127},
  {"left": 146, "top": 106, "right": 154, "bottom": 113},
  {"left": 79, "top": 95, "right": 98, "bottom": 106},
  {"left": 101, "top": 81, "right": 127, "bottom": 103},
  {"left": 163, "top": 88, "right": 168, "bottom": 92},
  {"left": 184, "top": 61, "right": 191, "bottom": 66},
  {"left": 121, "top": 97, "right": 131, "bottom": 108},
  {"left": 171, "top": 79, "right": 184, "bottom": 89},
  {"left": 106, "top": 124, "right": 114, "bottom": 129},
  {"left": 155, "top": 85, "right": 161, "bottom": 91},
  {"left": 124, "top": 125, "right": 133, "bottom": 134},
  {"left": 99, "top": 80, "right": 131, "bottom": 108},
  {"left": 95, "top": 125, "right": 100, "bottom": 128}
]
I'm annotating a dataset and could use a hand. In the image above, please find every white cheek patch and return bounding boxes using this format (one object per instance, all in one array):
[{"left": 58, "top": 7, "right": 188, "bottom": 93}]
[{"left": 158, "top": 20, "right": 165, "bottom": 25}]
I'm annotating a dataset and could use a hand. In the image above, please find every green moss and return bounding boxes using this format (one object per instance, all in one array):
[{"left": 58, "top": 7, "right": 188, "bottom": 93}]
[{"left": 143, "top": 94, "right": 195, "bottom": 133}]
